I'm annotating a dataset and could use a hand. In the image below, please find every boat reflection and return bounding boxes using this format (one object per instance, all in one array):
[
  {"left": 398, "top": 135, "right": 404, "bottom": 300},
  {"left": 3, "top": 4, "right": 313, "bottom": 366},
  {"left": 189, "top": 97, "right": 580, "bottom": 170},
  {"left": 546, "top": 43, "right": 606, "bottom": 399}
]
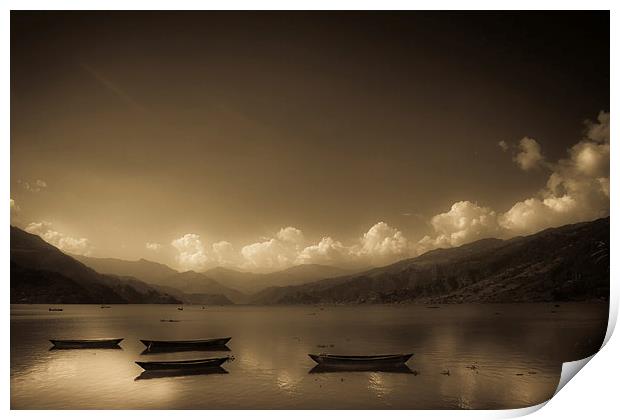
[
  {"left": 135, "top": 366, "right": 229, "bottom": 380},
  {"left": 140, "top": 344, "right": 231, "bottom": 355},
  {"left": 308, "top": 364, "right": 414, "bottom": 374}
]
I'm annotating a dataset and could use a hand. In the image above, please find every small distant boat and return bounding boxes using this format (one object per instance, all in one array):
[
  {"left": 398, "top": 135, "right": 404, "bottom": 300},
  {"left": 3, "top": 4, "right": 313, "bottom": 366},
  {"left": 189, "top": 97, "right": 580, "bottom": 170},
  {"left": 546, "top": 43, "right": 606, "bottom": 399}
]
[
  {"left": 135, "top": 357, "right": 230, "bottom": 371},
  {"left": 140, "top": 337, "right": 231, "bottom": 351},
  {"left": 50, "top": 338, "right": 123, "bottom": 349},
  {"left": 309, "top": 353, "right": 413, "bottom": 367},
  {"left": 48, "top": 308, "right": 63, "bottom": 312},
  {"left": 100, "top": 305, "right": 112, "bottom": 308},
  {"left": 177, "top": 307, "right": 184, "bottom": 311}
]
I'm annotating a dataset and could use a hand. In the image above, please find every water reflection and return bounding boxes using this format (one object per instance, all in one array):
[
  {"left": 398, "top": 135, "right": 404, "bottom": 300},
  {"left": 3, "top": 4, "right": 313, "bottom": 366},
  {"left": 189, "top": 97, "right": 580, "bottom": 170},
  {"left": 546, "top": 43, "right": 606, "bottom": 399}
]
[
  {"left": 309, "top": 365, "right": 414, "bottom": 374},
  {"left": 11, "top": 303, "right": 608, "bottom": 409},
  {"left": 135, "top": 367, "right": 229, "bottom": 380}
]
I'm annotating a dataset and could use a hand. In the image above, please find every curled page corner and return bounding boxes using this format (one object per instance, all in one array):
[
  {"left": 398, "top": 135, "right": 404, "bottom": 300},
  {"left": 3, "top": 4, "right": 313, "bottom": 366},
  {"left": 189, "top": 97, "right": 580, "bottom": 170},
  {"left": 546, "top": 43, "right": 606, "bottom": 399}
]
[{"left": 554, "top": 354, "right": 595, "bottom": 397}]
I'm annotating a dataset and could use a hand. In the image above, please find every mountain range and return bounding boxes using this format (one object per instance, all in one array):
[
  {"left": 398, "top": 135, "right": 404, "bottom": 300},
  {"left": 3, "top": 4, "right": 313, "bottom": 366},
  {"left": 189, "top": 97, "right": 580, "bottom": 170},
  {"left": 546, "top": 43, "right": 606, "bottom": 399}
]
[
  {"left": 74, "top": 255, "right": 364, "bottom": 301},
  {"left": 11, "top": 217, "right": 609, "bottom": 304},
  {"left": 72, "top": 255, "right": 244, "bottom": 303},
  {"left": 251, "top": 217, "right": 609, "bottom": 304},
  {"left": 10, "top": 226, "right": 181, "bottom": 304}
]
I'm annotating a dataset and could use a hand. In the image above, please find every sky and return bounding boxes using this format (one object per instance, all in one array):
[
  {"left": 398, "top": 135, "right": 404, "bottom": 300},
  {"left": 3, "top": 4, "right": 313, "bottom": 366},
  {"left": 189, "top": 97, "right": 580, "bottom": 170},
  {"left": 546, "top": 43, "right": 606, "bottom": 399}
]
[{"left": 10, "top": 11, "right": 610, "bottom": 272}]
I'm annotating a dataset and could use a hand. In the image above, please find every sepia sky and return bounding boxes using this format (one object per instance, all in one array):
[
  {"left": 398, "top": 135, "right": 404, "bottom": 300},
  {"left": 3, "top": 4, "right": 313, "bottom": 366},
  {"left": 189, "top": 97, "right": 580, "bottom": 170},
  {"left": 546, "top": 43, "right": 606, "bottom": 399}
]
[{"left": 10, "top": 11, "right": 610, "bottom": 272}]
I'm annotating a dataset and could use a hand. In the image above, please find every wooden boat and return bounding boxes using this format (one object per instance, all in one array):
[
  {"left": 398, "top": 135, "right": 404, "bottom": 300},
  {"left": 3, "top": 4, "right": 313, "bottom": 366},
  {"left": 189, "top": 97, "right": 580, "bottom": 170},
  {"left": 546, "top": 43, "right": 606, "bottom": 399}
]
[
  {"left": 48, "top": 308, "right": 63, "bottom": 312},
  {"left": 308, "top": 353, "right": 413, "bottom": 367},
  {"left": 50, "top": 338, "right": 123, "bottom": 349},
  {"left": 177, "top": 307, "right": 184, "bottom": 311},
  {"left": 100, "top": 305, "right": 111, "bottom": 308},
  {"left": 140, "top": 337, "right": 231, "bottom": 351},
  {"left": 135, "top": 357, "right": 230, "bottom": 371}
]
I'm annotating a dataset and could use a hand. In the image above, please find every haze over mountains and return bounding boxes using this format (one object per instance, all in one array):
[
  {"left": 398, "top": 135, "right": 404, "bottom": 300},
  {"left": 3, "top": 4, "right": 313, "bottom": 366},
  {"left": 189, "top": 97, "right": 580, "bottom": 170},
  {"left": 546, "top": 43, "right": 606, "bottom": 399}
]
[
  {"left": 72, "top": 255, "right": 244, "bottom": 303},
  {"left": 72, "top": 254, "right": 361, "bottom": 302},
  {"left": 11, "top": 218, "right": 609, "bottom": 305},
  {"left": 203, "top": 265, "right": 363, "bottom": 294}
]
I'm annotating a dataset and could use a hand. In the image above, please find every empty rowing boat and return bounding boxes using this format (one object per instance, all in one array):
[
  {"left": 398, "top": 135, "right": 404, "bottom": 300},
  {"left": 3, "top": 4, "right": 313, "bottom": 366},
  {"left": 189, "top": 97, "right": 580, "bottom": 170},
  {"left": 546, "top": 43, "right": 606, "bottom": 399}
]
[
  {"left": 140, "top": 337, "right": 231, "bottom": 351},
  {"left": 50, "top": 338, "right": 123, "bottom": 349},
  {"left": 308, "top": 353, "right": 413, "bottom": 367},
  {"left": 135, "top": 357, "right": 230, "bottom": 371}
]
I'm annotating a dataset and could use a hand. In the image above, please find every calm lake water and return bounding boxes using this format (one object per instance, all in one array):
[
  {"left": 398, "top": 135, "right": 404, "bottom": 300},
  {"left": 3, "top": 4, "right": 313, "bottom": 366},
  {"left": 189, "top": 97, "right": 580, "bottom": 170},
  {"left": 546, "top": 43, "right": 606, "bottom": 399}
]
[{"left": 11, "top": 303, "right": 607, "bottom": 409}]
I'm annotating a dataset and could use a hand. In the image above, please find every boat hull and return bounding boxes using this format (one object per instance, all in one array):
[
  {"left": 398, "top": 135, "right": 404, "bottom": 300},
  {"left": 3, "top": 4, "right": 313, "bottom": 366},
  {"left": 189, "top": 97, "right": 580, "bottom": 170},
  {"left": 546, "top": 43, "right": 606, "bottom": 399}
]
[
  {"left": 50, "top": 338, "right": 123, "bottom": 349},
  {"left": 140, "top": 337, "right": 231, "bottom": 351},
  {"left": 308, "top": 353, "right": 413, "bottom": 367},
  {"left": 135, "top": 357, "right": 230, "bottom": 371}
]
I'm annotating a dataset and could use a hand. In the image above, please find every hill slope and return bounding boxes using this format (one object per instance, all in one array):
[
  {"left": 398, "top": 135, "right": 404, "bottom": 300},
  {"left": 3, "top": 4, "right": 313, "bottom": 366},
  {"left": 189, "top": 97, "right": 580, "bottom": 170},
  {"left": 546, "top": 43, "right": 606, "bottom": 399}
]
[
  {"left": 252, "top": 218, "right": 609, "bottom": 304},
  {"left": 10, "top": 226, "right": 181, "bottom": 304}
]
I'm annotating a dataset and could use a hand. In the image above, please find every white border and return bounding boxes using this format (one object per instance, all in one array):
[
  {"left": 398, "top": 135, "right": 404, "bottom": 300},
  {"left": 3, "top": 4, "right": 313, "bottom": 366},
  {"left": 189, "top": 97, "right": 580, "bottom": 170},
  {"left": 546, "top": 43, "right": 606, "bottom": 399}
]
[{"left": 3, "top": 2, "right": 617, "bottom": 419}]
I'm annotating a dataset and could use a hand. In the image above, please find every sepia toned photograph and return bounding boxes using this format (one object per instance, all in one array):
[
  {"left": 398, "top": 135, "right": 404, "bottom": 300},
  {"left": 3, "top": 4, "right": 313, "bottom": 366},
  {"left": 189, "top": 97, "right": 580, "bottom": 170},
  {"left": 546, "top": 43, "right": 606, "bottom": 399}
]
[{"left": 10, "top": 10, "right": 609, "bottom": 410}]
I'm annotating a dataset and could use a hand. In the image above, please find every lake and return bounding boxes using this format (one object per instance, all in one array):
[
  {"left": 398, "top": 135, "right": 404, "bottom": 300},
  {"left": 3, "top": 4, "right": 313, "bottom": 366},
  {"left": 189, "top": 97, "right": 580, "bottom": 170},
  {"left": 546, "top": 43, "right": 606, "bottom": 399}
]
[{"left": 10, "top": 303, "right": 608, "bottom": 409}]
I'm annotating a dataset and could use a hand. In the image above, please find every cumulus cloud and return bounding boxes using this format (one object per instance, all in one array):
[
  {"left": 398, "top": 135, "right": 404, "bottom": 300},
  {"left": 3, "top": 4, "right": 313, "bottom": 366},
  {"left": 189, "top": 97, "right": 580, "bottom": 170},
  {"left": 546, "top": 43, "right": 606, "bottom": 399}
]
[
  {"left": 145, "top": 242, "right": 162, "bottom": 251},
  {"left": 417, "top": 201, "right": 500, "bottom": 252},
  {"left": 18, "top": 179, "right": 48, "bottom": 193},
  {"left": 276, "top": 226, "right": 305, "bottom": 244},
  {"left": 238, "top": 226, "right": 308, "bottom": 271},
  {"left": 420, "top": 111, "right": 610, "bottom": 246},
  {"left": 296, "top": 237, "right": 353, "bottom": 266},
  {"left": 514, "top": 137, "right": 545, "bottom": 170},
  {"left": 211, "top": 241, "right": 240, "bottom": 267},
  {"left": 25, "top": 221, "right": 92, "bottom": 255},
  {"left": 353, "top": 222, "right": 410, "bottom": 264},
  {"left": 500, "top": 111, "right": 609, "bottom": 235},
  {"left": 171, "top": 233, "right": 208, "bottom": 271}
]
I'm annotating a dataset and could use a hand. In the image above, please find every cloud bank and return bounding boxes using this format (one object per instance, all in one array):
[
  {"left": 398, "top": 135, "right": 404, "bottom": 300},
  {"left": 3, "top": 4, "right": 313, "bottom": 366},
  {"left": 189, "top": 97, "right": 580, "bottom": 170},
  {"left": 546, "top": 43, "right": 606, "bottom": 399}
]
[
  {"left": 23, "top": 111, "right": 608, "bottom": 273},
  {"left": 172, "top": 221, "right": 412, "bottom": 272},
  {"left": 421, "top": 111, "right": 609, "bottom": 245},
  {"left": 500, "top": 111, "right": 609, "bottom": 235},
  {"left": 168, "top": 111, "right": 609, "bottom": 273}
]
